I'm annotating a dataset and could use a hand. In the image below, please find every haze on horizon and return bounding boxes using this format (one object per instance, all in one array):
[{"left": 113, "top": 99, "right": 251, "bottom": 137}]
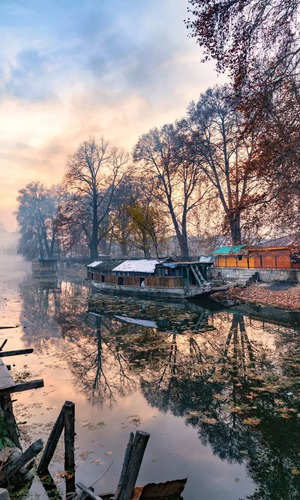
[{"left": 0, "top": 0, "right": 220, "bottom": 230}]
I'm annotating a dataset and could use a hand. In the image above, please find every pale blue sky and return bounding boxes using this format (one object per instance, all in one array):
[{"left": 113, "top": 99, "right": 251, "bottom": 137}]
[{"left": 0, "top": 0, "right": 221, "bottom": 227}]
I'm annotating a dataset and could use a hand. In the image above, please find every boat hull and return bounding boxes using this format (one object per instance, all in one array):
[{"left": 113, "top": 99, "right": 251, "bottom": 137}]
[{"left": 91, "top": 281, "right": 212, "bottom": 300}]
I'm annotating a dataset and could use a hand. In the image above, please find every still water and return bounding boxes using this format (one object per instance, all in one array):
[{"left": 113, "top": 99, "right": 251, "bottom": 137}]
[{"left": 0, "top": 255, "right": 299, "bottom": 499}]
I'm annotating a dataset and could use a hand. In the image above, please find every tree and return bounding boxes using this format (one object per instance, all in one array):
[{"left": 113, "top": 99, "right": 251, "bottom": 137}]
[
  {"left": 126, "top": 201, "right": 167, "bottom": 258},
  {"left": 64, "top": 137, "right": 128, "bottom": 259},
  {"left": 134, "top": 123, "right": 208, "bottom": 257},
  {"left": 16, "top": 182, "right": 60, "bottom": 260},
  {"left": 187, "top": 86, "right": 268, "bottom": 244},
  {"left": 186, "top": 1, "right": 300, "bottom": 235},
  {"left": 186, "top": 0, "right": 300, "bottom": 97}
]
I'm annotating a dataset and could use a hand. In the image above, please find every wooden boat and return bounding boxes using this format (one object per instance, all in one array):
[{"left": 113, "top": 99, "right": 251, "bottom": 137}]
[{"left": 87, "top": 258, "right": 226, "bottom": 300}]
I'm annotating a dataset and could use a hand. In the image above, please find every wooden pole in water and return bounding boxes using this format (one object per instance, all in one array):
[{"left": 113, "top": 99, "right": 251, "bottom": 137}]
[
  {"left": 64, "top": 401, "right": 75, "bottom": 496},
  {"left": 37, "top": 402, "right": 66, "bottom": 474},
  {"left": 115, "top": 431, "right": 150, "bottom": 500}
]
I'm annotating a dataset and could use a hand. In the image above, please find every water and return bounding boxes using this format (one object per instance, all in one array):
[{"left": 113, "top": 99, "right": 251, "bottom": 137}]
[{"left": 0, "top": 255, "right": 299, "bottom": 499}]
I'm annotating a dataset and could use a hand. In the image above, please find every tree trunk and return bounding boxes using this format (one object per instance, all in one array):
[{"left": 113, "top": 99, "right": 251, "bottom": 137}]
[
  {"left": 229, "top": 214, "right": 241, "bottom": 245},
  {"left": 90, "top": 191, "right": 98, "bottom": 259}
]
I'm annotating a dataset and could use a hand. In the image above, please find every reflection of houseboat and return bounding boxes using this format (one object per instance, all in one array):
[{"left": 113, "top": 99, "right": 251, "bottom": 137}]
[
  {"left": 87, "top": 258, "right": 221, "bottom": 300},
  {"left": 32, "top": 258, "right": 58, "bottom": 282}
]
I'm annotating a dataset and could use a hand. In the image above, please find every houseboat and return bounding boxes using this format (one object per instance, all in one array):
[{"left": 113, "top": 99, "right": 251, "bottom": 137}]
[
  {"left": 86, "top": 258, "right": 220, "bottom": 300},
  {"left": 212, "top": 240, "right": 300, "bottom": 270}
]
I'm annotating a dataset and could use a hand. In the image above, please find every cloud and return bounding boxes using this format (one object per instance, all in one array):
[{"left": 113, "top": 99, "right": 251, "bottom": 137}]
[{"left": 0, "top": 0, "right": 222, "bottom": 229}]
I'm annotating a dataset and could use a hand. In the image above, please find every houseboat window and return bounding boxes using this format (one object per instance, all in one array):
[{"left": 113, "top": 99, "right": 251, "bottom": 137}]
[
  {"left": 237, "top": 255, "right": 243, "bottom": 261},
  {"left": 101, "top": 275, "right": 105, "bottom": 283},
  {"left": 260, "top": 255, "right": 263, "bottom": 267},
  {"left": 118, "top": 277, "right": 123, "bottom": 285}
]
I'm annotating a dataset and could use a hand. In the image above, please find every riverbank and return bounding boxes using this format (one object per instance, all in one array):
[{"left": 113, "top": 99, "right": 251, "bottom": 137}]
[{"left": 212, "top": 282, "right": 300, "bottom": 312}]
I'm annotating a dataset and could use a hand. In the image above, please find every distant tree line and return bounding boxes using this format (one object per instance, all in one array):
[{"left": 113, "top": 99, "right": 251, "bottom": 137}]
[{"left": 16, "top": 1, "right": 299, "bottom": 260}]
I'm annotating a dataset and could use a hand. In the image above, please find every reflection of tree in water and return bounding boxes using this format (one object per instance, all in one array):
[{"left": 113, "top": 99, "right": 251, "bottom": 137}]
[
  {"left": 18, "top": 280, "right": 300, "bottom": 497},
  {"left": 19, "top": 276, "right": 62, "bottom": 349},
  {"left": 141, "top": 314, "right": 300, "bottom": 499}
]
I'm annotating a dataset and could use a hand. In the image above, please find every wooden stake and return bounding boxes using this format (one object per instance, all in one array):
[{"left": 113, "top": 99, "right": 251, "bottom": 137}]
[
  {"left": 64, "top": 401, "right": 75, "bottom": 497},
  {"left": 115, "top": 431, "right": 150, "bottom": 500},
  {"left": 37, "top": 402, "right": 66, "bottom": 474}
]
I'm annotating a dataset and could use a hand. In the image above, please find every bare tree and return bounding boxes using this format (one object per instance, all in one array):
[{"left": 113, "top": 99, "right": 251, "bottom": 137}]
[
  {"left": 64, "top": 137, "right": 128, "bottom": 259},
  {"left": 16, "top": 182, "right": 61, "bottom": 260},
  {"left": 187, "top": 87, "right": 266, "bottom": 244},
  {"left": 134, "top": 123, "right": 208, "bottom": 258}
]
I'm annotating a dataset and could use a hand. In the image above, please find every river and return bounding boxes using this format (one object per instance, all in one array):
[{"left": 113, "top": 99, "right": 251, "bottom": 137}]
[{"left": 0, "top": 254, "right": 299, "bottom": 499}]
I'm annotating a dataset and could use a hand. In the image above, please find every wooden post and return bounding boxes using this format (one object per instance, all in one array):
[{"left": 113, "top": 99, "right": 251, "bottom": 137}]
[
  {"left": 115, "top": 431, "right": 150, "bottom": 500},
  {"left": 64, "top": 401, "right": 75, "bottom": 497},
  {"left": 37, "top": 403, "right": 66, "bottom": 474}
]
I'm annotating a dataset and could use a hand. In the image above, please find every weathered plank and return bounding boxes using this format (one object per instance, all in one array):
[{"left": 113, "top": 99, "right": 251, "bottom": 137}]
[
  {"left": 0, "top": 349, "right": 33, "bottom": 358},
  {"left": 0, "top": 379, "right": 44, "bottom": 395}
]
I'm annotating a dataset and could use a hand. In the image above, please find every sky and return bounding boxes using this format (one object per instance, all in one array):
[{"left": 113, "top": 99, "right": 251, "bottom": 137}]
[{"left": 0, "top": 0, "right": 220, "bottom": 230}]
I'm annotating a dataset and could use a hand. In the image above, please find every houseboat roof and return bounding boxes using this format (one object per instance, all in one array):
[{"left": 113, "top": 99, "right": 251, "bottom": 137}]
[
  {"left": 112, "top": 259, "right": 162, "bottom": 274},
  {"left": 212, "top": 245, "right": 246, "bottom": 255},
  {"left": 88, "top": 260, "right": 103, "bottom": 268}
]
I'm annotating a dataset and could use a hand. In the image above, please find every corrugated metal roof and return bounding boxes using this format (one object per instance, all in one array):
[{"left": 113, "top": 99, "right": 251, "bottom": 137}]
[
  {"left": 212, "top": 245, "right": 246, "bottom": 255},
  {"left": 112, "top": 259, "right": 161, "bottom": 274}
]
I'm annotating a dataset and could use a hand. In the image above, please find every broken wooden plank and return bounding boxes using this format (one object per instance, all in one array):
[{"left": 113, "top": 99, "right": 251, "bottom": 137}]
[
  {"left": 37, "top": 402, "right": 66, "bottom": 474},
  {"left": 0, "top": 348, "right": 33, "bottom": 358},
  {"left": 2, "top": 439, "right": 43, "bottom": 480},
  {"left": 0, "top": 379, "right": 44, "bottom": 395}
]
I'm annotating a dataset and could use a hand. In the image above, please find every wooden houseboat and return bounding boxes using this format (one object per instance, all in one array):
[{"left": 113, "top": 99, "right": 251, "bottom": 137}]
[
  {"left": 212, "top": 242, "right": 300, "bottom": 270},
  {"left": 87, "top": 258, "right": 221, "bottom": 300}
]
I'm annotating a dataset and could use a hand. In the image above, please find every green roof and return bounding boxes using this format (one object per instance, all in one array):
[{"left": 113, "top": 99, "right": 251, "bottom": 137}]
[{"left": 212, "top": 245, "right": 246, "bottom": 255}]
